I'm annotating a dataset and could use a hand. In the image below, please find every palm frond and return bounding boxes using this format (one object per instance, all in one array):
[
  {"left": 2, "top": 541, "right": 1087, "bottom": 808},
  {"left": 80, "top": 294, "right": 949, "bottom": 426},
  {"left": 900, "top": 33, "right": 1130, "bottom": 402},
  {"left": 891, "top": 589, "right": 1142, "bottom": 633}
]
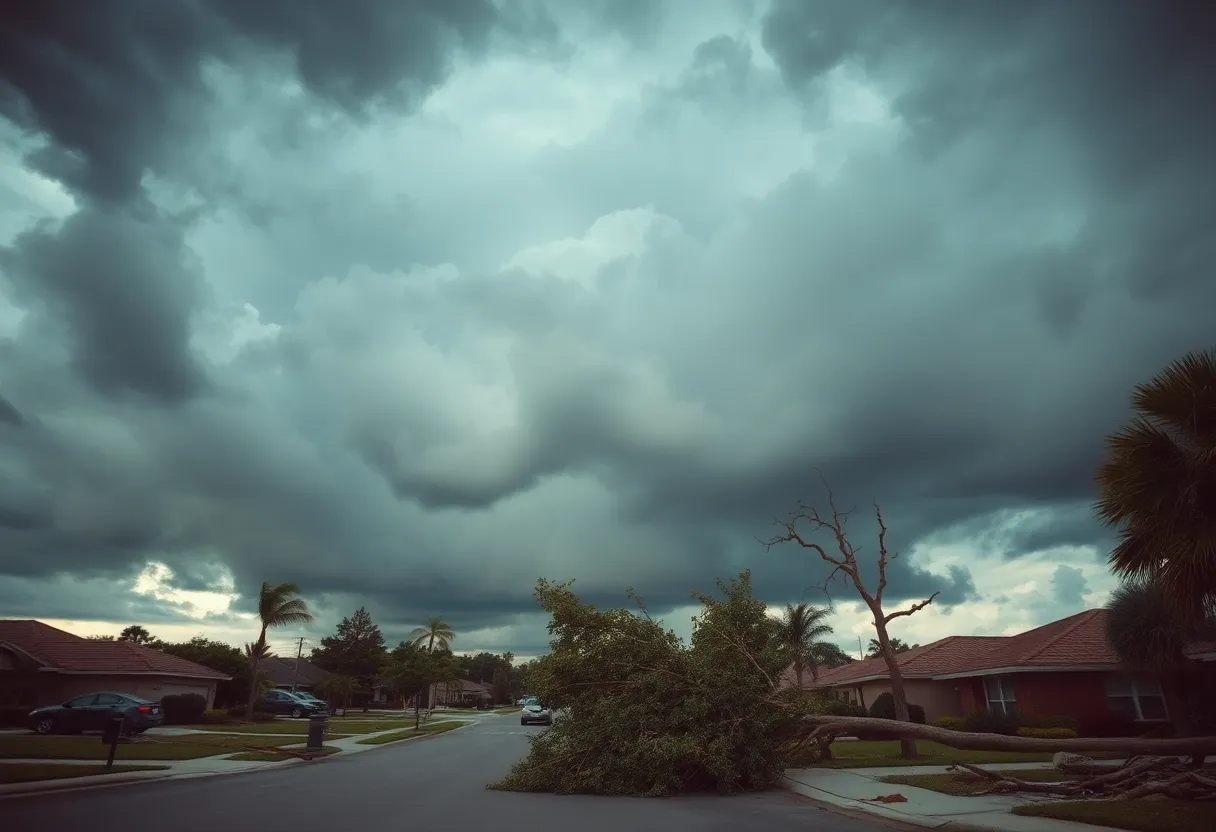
[
  {"left": 1105, "top": 578, "right": 1196, "bottom": 671},
  {"left": 1130, "top": 347, "right": 1216, "bottom": 443}
]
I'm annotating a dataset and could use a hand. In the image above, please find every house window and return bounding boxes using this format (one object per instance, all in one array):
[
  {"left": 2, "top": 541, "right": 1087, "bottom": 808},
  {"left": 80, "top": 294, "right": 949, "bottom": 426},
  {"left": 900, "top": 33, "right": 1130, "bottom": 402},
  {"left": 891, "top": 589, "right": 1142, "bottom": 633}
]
[
  {"left": 1106, "top": 674, "right": 1168, "bottom": 721},
  {"left": 984, "top": 676, "right": 1016, "bottom": 716}
]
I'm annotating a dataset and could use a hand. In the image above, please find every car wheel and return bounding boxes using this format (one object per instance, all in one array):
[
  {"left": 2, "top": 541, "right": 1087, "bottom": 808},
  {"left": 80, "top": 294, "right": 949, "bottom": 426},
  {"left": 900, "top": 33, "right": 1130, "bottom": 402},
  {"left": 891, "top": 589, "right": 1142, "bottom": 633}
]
[
  {"left": 520, "top": 719, "right": 527, "bottom": 726},
  {"left": 34, "top": 717, "right": 55, "bottom": 735},
  {"left": 291, "top": 707, "right": 303, "bottom": 718}
]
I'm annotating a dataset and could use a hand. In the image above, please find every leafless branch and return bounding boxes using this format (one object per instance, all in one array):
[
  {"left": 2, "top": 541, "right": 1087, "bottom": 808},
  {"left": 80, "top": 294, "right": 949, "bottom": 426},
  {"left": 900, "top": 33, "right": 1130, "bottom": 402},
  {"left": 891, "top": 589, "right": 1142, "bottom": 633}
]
[
  {"left": 875, "top": 502, "right": 889, "bottom": 602},
  {"left": 884, "top": 592, "right": 940, "bottom": 623}
]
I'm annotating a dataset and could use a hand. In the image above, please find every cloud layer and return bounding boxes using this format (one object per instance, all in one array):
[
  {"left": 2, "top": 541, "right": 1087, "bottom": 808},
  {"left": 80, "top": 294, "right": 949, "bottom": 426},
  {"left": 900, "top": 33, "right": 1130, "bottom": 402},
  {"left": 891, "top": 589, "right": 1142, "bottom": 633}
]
[{"left": 1, "top": 0, "right": 1212, "bottom": 654}]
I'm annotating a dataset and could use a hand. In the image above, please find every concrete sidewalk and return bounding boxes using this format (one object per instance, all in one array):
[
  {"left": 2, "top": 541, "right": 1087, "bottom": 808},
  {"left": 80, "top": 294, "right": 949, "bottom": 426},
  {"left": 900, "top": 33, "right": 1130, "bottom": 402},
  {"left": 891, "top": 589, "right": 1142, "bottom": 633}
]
[
  {"left": 0, "top": 718, "right": 475, "bottom": 798},
  {"left": 782, "top": 765, "right": 1102, "bottom": 832}
]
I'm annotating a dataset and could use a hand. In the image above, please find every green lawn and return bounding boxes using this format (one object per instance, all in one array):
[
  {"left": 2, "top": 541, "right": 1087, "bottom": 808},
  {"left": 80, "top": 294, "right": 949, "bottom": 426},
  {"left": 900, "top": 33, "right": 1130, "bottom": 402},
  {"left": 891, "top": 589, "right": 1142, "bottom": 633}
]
[
  {"left": 185, "top": 721, "right": 356, "bottom": 737},
  {"left": 0, "top": 763, "right": 170, "bottom": 785},
  {"left": 881, "top": 768, "right": 1080, "bottom": 796},
  {"left": 809, "top": 740, "right": 1096, "bottom": 768},
  {"left": 226, "top": 745, "right": 342, "bottom": 762},
  {"left": 354, "top": 721, "right": 466, "bottom": 745},
  {"left": 1014, "top": 800, "right": 1216, "bottom": 832},
  {"left": 0, "top": 733, "right": 320, "bottom": 761}
]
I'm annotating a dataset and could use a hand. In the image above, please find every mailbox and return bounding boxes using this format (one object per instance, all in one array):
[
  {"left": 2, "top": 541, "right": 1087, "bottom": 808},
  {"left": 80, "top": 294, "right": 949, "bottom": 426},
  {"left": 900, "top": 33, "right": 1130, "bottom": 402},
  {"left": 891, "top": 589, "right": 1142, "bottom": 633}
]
[{"left": 101, "top": 715, "right": 125, "bottom": 745}]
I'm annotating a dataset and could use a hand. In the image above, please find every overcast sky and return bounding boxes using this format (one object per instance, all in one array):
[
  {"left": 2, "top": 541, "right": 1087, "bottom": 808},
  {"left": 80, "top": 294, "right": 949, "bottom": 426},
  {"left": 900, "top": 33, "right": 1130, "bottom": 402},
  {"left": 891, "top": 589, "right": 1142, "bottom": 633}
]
[{"left": 1, "top": 1, "right": 1213, "bottom": 661}]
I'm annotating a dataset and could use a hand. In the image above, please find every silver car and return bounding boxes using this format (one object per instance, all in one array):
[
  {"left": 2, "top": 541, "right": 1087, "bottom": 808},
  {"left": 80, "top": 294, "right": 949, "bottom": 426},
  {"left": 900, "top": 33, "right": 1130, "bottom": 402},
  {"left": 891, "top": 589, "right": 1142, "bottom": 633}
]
[{"left": 520, "top": 696, "right": 552, "bottom": 726}]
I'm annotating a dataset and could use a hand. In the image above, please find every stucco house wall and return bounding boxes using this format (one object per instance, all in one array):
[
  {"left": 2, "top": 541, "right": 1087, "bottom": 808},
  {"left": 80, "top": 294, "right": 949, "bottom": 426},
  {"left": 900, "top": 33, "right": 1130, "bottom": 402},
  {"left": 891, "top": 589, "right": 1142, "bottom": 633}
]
[{"left": 36, "top": 674, "right": 219, "bottom": 708}]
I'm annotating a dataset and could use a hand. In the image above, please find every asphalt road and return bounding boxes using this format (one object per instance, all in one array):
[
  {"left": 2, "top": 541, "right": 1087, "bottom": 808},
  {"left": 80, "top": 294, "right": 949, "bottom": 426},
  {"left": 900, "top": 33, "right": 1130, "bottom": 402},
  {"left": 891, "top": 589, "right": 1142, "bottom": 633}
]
[{"left": 1, "top": 715, "right": 890, "bottom": 831}]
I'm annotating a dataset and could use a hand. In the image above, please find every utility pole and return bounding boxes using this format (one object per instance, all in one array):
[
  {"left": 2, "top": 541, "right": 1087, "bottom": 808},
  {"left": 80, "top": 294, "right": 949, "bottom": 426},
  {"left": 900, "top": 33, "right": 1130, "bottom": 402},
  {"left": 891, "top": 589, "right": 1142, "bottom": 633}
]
[
  {"left": 291, "top": 637, "right": 306, "bottom": 692},
  {"left": 858, "top": 636, "right": 864, "bottom": 661}
]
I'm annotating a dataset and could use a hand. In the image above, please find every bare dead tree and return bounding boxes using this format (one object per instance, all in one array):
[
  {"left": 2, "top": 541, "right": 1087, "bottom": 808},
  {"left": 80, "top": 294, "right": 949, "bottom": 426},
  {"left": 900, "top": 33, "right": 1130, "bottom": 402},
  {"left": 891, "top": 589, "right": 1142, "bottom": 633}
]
[{"left": 766, "top": 479, "right": 938, "bottom": 759}]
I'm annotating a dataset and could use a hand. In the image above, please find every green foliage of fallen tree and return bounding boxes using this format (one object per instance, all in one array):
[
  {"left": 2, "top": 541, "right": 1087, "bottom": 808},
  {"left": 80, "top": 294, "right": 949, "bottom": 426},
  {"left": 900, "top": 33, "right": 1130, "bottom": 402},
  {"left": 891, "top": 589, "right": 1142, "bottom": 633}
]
[{"left": 489, "top": 570, "right": 810, "bottom": 797}]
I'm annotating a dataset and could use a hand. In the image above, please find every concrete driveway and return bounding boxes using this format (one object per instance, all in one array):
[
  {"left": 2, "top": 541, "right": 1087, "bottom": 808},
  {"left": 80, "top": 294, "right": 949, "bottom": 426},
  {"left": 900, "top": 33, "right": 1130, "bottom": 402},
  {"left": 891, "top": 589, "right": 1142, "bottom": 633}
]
[{"left": 1, "top": 715, "right": 891, "bottom": 831}]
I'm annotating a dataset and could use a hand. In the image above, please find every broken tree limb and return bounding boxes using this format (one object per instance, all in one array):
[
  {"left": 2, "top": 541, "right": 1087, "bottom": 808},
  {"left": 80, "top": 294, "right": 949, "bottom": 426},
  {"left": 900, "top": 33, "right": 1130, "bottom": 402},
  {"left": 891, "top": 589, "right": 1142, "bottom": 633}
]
[
  {"left": 803, "top": 715, "right": 1216, "bottom": 756},
  {"left": 947, "top": 756, "right": 1216, "bottom": 800}
]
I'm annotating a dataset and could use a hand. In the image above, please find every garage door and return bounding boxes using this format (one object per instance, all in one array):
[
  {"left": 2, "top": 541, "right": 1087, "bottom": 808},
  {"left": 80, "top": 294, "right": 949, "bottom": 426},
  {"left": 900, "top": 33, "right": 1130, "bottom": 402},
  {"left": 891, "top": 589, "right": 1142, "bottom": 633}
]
[{"left": 132, "top": 681, "right": 211, "bottom": 702}]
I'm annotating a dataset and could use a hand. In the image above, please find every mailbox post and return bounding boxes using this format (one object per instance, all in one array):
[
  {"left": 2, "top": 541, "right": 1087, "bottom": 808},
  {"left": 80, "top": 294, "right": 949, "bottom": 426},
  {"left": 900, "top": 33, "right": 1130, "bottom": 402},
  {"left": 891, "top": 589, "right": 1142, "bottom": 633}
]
[
  {"left": 306, "top": 713, "right": 326, "bottom": 752},
  {"left": 101, "top": 716, "right": 125, "bottom": 769}
]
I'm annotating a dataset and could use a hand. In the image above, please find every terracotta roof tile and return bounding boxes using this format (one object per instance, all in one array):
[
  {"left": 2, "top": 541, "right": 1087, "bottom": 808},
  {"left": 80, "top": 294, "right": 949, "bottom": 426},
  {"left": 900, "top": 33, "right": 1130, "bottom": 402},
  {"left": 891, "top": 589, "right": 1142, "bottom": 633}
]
[
  {"left": 0, "top": 620, "right": 230, "bottom": 680},
  {"left": 808, "top": 636, "right": 1006, "bottom": 687},
  {"left": 261, "top": 657, "right": 325, "bottom": 687},
  {"left": 803, "top": 608, "right": 1215, "bottom": 687}
]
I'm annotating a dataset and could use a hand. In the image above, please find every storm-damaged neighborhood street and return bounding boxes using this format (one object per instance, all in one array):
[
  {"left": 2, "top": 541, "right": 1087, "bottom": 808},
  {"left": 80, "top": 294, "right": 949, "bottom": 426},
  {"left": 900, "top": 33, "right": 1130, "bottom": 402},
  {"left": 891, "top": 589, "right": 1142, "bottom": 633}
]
[{"left": 2, "top": 1, "right": 1215, "bottom": 830}]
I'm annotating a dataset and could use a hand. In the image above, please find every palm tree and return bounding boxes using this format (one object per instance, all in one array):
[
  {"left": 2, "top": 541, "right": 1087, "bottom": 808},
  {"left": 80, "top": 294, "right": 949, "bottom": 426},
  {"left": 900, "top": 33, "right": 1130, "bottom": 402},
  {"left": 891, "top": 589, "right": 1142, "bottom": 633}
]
[
  {"left": 407, "top": 616, "right": 455, "bottom": 708},
  {"left": 865, "top": 637, "right": 918, "bottom": 658},
  {"left": 244, "top": 643, "right": 277, "bottom": 699},
  {"left": 775, "top": 602, "right": 837, "bottom": 688},
  {"left": 1096, "top": 348, "right": 1216, "bottom": 619},
  {"left": 1105, "top": 578, "right": 1215, "bottom": 738},
  {"left": 244, "top": 582, "right": 313, "bottom": 718},
  {"left": 410, "top": 615, "right": 455, "bottom": 653}
]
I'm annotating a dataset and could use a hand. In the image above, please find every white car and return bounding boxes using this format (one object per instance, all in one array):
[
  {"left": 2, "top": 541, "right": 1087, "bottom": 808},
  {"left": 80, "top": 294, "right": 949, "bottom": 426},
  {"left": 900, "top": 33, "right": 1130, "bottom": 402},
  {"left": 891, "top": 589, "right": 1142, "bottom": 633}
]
[{"left": 520, "top": 697, "right": 552, "bottom": 726}]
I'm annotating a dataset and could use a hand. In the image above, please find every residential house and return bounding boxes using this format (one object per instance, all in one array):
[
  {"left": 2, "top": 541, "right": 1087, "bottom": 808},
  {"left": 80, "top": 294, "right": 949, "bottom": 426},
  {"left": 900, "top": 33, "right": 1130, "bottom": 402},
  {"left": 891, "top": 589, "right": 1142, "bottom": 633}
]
[
  {"left": 259, "top": 656, "right": 326, "bottom": 693},
  {"left": 368, "top": 677, "right": 491, "bottom": 709},
  {"left": 430, "top": 678, "right": 491, "bottom": 707},
  {"left": 0, "top": 620, "right": 232, "bottom": 709},
  {"left": 803, "top": 610, "right": 1216, "bottom": 730}
]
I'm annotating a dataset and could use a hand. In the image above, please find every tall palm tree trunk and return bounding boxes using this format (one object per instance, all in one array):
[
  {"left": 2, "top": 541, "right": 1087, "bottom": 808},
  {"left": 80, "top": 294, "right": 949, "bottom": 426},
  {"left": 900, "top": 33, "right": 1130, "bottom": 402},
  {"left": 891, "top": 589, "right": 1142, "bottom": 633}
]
[{"left": 245, "top": 626, "right": 267, "bottom": 719}]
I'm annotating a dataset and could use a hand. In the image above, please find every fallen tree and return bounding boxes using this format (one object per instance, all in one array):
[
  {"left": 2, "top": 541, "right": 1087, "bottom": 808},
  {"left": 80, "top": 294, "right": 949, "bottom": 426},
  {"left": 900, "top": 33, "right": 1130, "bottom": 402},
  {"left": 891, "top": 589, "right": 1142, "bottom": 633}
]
[
  {"left": 801, "top": 715, "right": 1216, "bottom": 756},
  {"left": 951, "top": 757, "right": 1216, "bottom": 801}
]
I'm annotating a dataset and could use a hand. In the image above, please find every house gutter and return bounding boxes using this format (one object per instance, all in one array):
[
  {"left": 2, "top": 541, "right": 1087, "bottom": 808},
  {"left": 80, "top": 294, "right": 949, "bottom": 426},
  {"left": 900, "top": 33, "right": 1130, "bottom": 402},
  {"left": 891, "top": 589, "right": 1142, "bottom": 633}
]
[
  {"left": 932, "top": 664, "right": 1119, "bottom": 680},
  {"left": 35, "top": 668, "right": 231, "bottom": 681}
]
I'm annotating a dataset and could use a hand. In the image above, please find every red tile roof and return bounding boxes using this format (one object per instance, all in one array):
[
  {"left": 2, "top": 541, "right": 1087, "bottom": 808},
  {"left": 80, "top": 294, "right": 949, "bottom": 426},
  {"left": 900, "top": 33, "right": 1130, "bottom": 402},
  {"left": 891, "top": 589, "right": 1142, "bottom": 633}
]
[
  {"left": 0, "top": 620, "right": 230, "bottom": 680},
  {"left": 805, "top": 608, "right": 1215, "bottom": 688},
  {"left": 809, "top": 635, "right": 1007, "bottom": 686}
]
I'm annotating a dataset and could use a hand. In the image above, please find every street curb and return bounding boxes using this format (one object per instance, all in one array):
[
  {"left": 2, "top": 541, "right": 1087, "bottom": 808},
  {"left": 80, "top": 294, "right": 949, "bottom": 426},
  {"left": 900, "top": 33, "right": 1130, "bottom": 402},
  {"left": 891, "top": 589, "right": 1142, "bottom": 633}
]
[
  {"left": 350, "top": 720, "right": 474, "bottom": 752},
  {"left": 0, "top": 770, "right": 174, "bottom": 799},
  {"left": 0, "top": 721, "right": 474, "bottom": 801}
]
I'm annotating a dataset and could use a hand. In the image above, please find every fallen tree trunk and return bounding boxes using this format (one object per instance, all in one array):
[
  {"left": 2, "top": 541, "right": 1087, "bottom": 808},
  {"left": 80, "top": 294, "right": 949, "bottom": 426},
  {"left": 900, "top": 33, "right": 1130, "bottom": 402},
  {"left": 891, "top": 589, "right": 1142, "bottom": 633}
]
[
  {"left": 949, "top": 757, "right": 1216, "bottom": 801},
  {"left": 803, "top": 715, "right": 1216, "bottom": 756}
]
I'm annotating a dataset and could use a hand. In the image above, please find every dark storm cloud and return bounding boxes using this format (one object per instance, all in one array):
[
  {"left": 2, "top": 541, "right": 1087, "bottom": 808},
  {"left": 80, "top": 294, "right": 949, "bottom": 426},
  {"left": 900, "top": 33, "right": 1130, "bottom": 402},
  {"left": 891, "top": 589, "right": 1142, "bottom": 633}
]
[
  {"left": 0, "top": 392, "right": 22, "bottom": 426},
  {"left": 0, "top": 0, "right": 509, "bottom": 201},
  {"left": 0, "top": 0, "right": 524, "bottom": 401},
  {"left": 2, "top": 0, "right": 1214, "bottom": 647},
  {"left": 3, "top": 209, "right": 206, "bottom": 401}
]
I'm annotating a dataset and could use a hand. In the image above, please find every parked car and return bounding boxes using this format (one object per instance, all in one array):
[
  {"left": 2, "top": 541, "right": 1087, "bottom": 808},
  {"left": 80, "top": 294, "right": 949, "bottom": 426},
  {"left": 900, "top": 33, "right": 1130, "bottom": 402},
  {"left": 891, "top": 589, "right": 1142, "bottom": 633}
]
[
  {"left": 289, "top": 691, "right": 329, "bottom": 711},
  {"left": 29, "top": 692, "right": 164, "bottom": 735},
  {"left": 520, "top": 696, "right": 552, "bottom": 726},
  {"left": 258, "top": 689, "right": 326, "bottom": 718}
]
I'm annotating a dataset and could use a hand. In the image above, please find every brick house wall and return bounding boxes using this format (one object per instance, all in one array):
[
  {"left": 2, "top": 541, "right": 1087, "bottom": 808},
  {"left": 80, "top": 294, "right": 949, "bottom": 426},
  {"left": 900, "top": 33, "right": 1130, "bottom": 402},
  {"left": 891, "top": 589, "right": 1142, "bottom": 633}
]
[{"left": 1010, "top": 671, "right": 1107, "bottom": 721}]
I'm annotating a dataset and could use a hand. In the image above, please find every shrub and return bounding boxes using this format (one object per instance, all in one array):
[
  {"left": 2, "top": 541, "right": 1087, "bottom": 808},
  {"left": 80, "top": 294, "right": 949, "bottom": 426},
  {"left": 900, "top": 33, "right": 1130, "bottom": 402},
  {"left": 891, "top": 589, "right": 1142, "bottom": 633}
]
[
  {"left": 1022, "top": 714, "right": 1076, "bottom": 731},
  {"left": 197, "top": 709, "right": 232, "bottom": 724},
  {"left": 960, "top": 709, "right": 1022, "bottom": 735},
  {"left": 932, "top": 716, "right": 964, "bottom": 730},
  {"left": 819, "top": 699, "right": 867, "bottom": 719},
  {"left": 1016, "top": 727, "right": 1078, "bottom": 739},
  {"left": 222, "top": 705, "right": 276, "bottom": 723},
  {"left": 855, "top": 693, "right": 926, "bottom": 740},
  {"left": 160, "top": 693, "right": 206, "bottom": 725}
]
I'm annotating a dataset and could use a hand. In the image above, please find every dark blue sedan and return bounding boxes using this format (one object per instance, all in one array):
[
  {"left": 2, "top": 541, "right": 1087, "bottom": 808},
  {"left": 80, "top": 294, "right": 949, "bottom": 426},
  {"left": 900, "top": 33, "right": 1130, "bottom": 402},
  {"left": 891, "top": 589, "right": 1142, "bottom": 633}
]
[{"left": 29, "top": 691, "right": 165, "bottom": 735}]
